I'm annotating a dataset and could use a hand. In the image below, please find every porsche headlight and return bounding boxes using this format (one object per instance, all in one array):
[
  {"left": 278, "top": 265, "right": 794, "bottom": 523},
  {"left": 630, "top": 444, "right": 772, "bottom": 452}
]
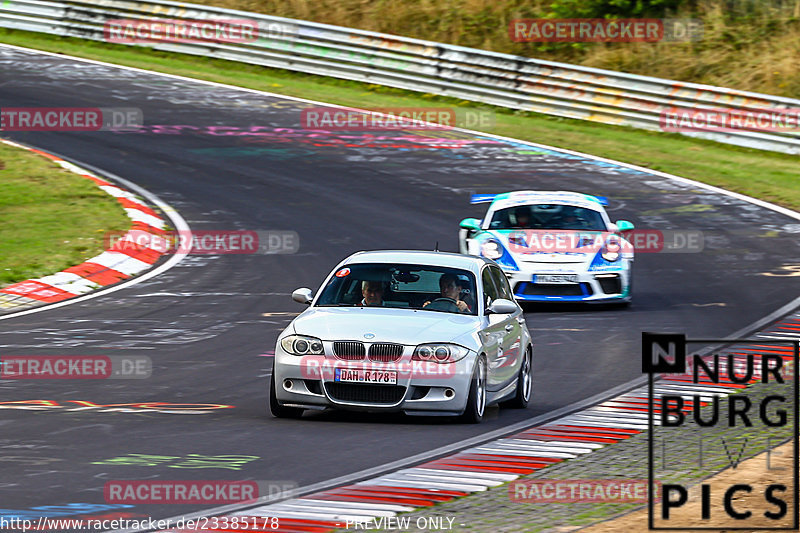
[
  {"left": 480, "top": 239, "right": 503, "bottom": 260},
  {"left": 412, "top": 343, "right": 469, "bottom": 363},
  {"left": 601, "top": 238, "right": 621, "bottom": 262},
  {"left": 280, "top": 335, "right": 324, "bottom": 356}
]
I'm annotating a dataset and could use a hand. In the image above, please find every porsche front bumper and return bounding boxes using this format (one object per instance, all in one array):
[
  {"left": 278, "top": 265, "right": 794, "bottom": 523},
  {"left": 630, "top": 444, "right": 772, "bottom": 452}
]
[{"left": 503, "top": 266, "right": 631, "bottom": 302}]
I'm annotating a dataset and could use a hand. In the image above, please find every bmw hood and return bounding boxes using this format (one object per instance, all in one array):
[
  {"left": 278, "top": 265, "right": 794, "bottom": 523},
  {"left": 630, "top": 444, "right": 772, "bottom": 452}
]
[{"left": 291, "top": 307, "right": 481, "bottom": 346}]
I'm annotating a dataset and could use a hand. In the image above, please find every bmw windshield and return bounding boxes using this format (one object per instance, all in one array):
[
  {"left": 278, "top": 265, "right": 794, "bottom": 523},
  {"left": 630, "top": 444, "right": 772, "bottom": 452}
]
[{"left": 316, "top": 263, "right": 478, "bottom": 315}]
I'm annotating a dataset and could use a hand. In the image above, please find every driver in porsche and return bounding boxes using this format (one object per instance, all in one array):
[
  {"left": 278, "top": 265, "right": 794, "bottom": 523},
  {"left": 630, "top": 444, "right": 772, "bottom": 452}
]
[{"left": 423, "top": 273, "right": 470, "bottom": 313}]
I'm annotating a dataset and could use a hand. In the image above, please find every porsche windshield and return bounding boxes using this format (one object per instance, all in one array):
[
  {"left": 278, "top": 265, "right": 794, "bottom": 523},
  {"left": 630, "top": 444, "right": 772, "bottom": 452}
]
[
  {"left": 489, "top": 204, "right": 607, "bottom": 231},
  {"left": 316, "top": 263, "right": 478, "bottom": 315}
]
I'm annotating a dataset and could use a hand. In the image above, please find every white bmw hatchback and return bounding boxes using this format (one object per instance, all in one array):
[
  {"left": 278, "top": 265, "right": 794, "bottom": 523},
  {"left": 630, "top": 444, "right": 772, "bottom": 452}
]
[{"left": 270, "top": 250, "right": 533, "bottom": 423}]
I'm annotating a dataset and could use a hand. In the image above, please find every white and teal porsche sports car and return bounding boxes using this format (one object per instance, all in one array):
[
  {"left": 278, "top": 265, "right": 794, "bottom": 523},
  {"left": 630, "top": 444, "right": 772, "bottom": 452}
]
[{"left": 458, "top": 191, "right": 635, "bottom": 304}]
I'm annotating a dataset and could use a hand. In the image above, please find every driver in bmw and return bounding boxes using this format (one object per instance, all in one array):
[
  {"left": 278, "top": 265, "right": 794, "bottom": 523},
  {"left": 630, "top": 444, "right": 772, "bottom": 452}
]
[
  {"left": 360, "top": 280, "right": 385, "bottom": 306},
  {"left": 423, "top": 273, "right": 470, "bottom": 313}
]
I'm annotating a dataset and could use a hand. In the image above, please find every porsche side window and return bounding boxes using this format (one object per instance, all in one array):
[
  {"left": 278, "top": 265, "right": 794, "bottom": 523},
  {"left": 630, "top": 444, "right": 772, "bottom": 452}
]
[{"left": 481, "top": 268, "right": 499, "bottom": 307}]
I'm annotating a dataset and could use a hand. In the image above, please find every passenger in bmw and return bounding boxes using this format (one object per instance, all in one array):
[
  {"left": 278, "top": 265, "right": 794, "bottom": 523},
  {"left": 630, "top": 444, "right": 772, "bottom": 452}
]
[
  {"left": 360, "top": 280, "right": 385, "bottom": 306},
  {"left": 423, "top": 273, "right": 471, "bottom": 313}
]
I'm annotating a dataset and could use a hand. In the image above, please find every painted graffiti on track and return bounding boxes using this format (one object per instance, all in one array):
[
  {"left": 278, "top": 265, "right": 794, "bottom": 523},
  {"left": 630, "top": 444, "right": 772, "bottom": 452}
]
[
  {"left": 0, "top": 400, "right": 235, "bottom": 414},
  {"left": 91, "top": 454, "right": 259, "bottom": 470}
]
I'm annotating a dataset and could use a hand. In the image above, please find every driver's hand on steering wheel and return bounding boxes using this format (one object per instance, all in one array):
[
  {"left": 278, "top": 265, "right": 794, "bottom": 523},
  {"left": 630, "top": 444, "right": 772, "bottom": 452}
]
[{"left": 423, "top": 299, "right": 469, "bottom": 312}]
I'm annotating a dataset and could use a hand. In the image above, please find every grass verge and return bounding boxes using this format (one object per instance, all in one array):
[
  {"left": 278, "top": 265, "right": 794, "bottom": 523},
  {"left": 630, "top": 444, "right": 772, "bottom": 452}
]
[
  {"left": 0, "top": 29, "right": 797, "bottom": 213},
  {"left": 0, "top": 141, "right": 129, "bottom": 285}
]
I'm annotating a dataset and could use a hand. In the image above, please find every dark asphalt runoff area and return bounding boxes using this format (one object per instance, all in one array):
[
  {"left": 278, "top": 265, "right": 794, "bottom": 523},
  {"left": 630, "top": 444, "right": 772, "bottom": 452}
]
[{"left": 1, "top": 45, "right": 799, "bottom": 524}]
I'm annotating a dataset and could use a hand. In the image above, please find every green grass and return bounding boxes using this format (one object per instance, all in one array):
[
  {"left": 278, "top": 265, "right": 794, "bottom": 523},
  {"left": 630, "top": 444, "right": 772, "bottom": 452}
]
[
  {"left": 0, "top": 27, "right": 797, "bottom": 289},
  {"left": 0, "top": 141, "right": 130, "bottom": 285}
]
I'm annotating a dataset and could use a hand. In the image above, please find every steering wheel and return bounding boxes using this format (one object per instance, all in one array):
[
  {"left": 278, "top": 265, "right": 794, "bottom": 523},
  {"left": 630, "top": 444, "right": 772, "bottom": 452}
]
[{"left": 425, "top": 297, "right": 460, "bottom": 312}]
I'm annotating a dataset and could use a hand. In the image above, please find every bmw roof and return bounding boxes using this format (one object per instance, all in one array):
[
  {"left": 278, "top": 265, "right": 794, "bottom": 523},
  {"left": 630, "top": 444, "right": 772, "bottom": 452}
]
[{"left": 342, "top": 250, "right": 493, "bottom": 273}]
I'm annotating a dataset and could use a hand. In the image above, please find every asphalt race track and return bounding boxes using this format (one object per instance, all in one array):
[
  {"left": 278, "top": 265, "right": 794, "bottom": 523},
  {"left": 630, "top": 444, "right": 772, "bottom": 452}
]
[{"left": 1, "top": 45, "right": 799, "bottom": 524}]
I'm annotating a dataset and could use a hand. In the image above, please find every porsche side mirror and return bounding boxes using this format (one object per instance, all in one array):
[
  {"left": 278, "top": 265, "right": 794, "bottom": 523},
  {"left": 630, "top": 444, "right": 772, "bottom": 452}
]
[
  {"left": 459, "top": 218, "right": 481, "bottom": 231},
  {"left": 615, "top": 220, "right": 634, "bottom": 232}
]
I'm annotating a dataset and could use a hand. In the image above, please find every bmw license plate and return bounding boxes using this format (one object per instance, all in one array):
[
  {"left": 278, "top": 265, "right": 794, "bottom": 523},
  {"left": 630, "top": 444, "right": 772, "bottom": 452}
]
[
  {"left": 334, "top": 368, "right": 397, "bottom": 385},
  {"left": 535, "top": 274, "right": 578, "bottom": 284}
]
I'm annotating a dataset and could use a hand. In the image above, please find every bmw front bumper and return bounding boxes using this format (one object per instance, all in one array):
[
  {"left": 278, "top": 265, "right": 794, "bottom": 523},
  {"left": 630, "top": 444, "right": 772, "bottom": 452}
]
[{"left": 272, "top": 343, "right": 477, "bottom": 415}]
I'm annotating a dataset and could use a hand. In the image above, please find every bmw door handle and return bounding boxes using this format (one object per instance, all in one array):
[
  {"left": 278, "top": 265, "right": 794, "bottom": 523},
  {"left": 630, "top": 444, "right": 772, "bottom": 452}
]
[{"left": 505, "top": 324, "right": 514, "bottom": 332}]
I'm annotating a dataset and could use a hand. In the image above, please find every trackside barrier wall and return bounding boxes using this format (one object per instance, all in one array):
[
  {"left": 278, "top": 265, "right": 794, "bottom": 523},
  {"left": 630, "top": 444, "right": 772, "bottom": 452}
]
[{"left": 1, "top": 0, "right": 799, "bottom": 154}]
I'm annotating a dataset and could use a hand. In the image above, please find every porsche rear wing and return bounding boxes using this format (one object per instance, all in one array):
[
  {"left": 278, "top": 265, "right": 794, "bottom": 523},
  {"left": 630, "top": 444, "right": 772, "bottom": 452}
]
[{"left": 470, "top": 192, "right": 609, "bottom": 206}]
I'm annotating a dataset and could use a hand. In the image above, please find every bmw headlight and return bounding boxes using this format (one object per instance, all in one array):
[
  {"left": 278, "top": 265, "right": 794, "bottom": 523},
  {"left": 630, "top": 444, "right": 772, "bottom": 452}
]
[
  {"left": 280, "top": 335, "right": 324, "bottom": 356},
  {"left": 601, "top": 238, "right": 621, "bottom": 262},
  {"left": 412, "top": 343, "right": 469, "bottom": 363},
  {"left": 480, "top": 239, "right": 503, "bottom": 260}
]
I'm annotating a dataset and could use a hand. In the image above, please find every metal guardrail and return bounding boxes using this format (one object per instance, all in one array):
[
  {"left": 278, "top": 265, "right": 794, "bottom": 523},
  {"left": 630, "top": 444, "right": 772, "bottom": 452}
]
[{"left": 1, "top": 0, "right": 799, "bottom": 154}]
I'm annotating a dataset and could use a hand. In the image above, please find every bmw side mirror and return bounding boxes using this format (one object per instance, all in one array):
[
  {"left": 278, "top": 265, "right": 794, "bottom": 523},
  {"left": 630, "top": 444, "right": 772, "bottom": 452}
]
[
  {"left": 615, "top": 220, "right": 634, "bottom": 232},
  {"left": 459, "top": 218, "right": 481, "bottom": 231},
  {"left": 487, "top": 298, "right": 517, "bottom": 315},
  {"left": 292, "top": 288, "right": 313, "bottom": 305}
]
